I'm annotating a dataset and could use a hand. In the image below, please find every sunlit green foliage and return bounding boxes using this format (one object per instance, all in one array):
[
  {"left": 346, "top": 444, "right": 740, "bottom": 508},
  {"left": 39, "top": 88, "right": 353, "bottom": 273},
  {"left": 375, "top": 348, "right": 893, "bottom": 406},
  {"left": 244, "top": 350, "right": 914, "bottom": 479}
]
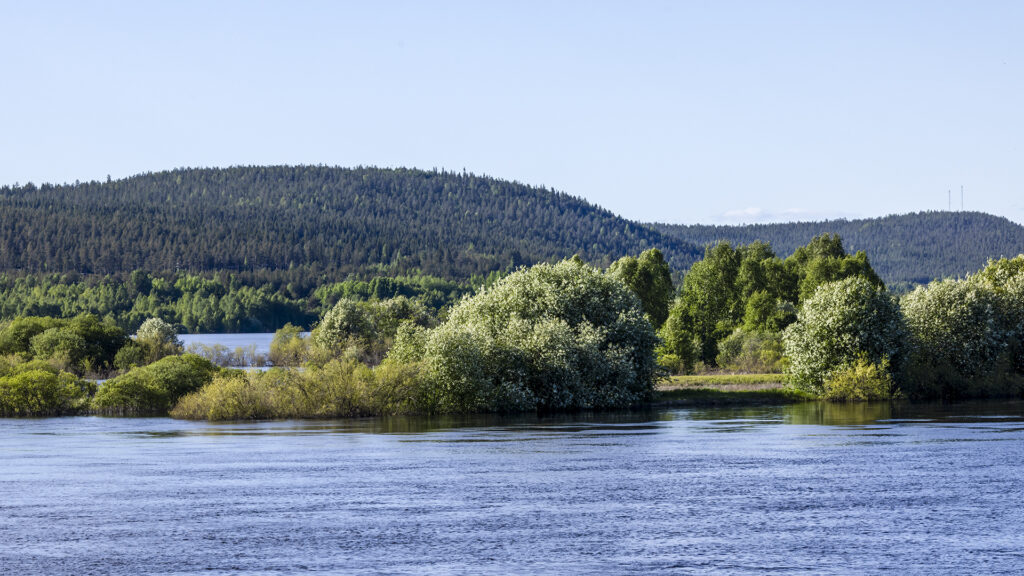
[
  {"left": 0, "top": 271, "right": 315, "bottom": 333},
  {"left": 663, "top": 235, "right": 879, "bottom": 368},
  {"left": 898, "top": 258, "right": 1024, "bottom": 399},
  {"left": 785, "top": 233, "right": 883, "bottom": 301},
  {"left": 170, "top": 361, "right": 429, "bottom": 420},
  {"left": 715, "top": 329, "right": 786, "bottom": 373},
  {"left": 312, "top": 296, "right": 435, "bottom": 365},
  {"left": 902, "top": 279, "right": 1007, "bottom": 379},
  {"left": 0, "top": 361, "right": 95, "bottom": 416},
  {"left": 607, "top": 248, "right": 675, "bottom": 328},
  {"left": 268, "top": 323, "right": 309, "bottom": 367},
  {"left": 822, "top": 356, "right": 895, "bottom": 401},
  {"left": 135, "top": 317, "right": 183, "bottom": 364},
  {"left": 655, "top": 211, "right": 1024, "bottom": 286},
  {"left": 677, "top": 242, "right": 743, "bottom": 363},
  {"left": 783, "top": 276, "right": 904, "bottom": 394},
  {"left": 0, "top": 314, "right": 126, "bottom": 375},
  {"left": 92, "top": 354, "right": 219, "bottom": 415},
  {"left": 391, "top": 258, "right": 658, "bottom": 412}
]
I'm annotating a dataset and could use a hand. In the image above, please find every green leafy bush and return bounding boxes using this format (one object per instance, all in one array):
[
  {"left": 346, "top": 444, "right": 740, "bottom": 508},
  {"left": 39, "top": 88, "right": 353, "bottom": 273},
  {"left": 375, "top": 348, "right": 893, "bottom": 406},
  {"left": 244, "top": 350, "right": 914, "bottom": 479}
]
[
  {"left": 268, "top": 323, "right": 309, "bottom": 366},
  {"left": 92, "top": 354, "right": 218, "bottom": 415},
  {"left": 783, "top": 277, "right": 904, "bottom": 395},
  {"left": 0, "top": 315, "right": 127, "bottom": 375},
  {"left": 391, "top": 258, "right": 658, "bottom": 412},
  {"left": 607, "top": 248, "right": 675, "bottom": 328},
  {"left": 715, "top": 329, "right": 786, "bottom": 373},
  {"left": 822, "top": 357, "right": 894, "bottom": 401},
  {"left": 312, "top": 296, "right": 435, "bottom": 365},
  {"left": 657, "top": 304, "right": 697, "bottom": 374},
  {"left": 0, "top": 366, "right": 95, "bottom": 416},
  {"left": 170, "top": 360, "right": 429, "bottom": 420},
  {"left": 899, "top": 260, "right": 1024, "bottom": 399},
  {"left": 134, "top": 317, "right": 183, "bottom": 363}
]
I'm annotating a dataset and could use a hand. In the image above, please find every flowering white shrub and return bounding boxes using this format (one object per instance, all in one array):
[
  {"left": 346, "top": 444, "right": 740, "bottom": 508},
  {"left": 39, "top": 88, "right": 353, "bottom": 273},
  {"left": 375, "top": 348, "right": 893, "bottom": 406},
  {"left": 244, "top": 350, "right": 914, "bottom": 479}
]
[
  {"left": 389, "top": 258, "right": 658, "bottom": 412},
  {"left": 136, "top": 317, "right": 180, "bottom": 348},
  {"left": 783, "top": 277, "right": 904, "bottom": 394},
  {"left": 901, "top": 278, "right": 1008, "bottom": 379}
]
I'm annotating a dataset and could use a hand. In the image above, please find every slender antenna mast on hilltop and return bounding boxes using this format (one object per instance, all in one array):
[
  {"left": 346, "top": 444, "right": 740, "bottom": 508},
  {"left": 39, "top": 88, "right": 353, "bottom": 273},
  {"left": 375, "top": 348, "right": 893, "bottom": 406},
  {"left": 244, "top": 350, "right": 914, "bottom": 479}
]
[{"left": 961, "top": 185, "right": 964, "bottom": 211}]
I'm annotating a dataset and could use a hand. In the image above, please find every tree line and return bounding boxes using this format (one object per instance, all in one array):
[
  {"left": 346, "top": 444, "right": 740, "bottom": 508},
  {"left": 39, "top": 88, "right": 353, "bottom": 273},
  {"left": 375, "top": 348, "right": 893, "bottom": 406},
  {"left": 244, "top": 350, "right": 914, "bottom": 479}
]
[
  {"left": 0, "top": 270, "right": 491, "bottom": 333},
  {"left": 654, "top": 211, "right": 1024, "bottom": 287}
]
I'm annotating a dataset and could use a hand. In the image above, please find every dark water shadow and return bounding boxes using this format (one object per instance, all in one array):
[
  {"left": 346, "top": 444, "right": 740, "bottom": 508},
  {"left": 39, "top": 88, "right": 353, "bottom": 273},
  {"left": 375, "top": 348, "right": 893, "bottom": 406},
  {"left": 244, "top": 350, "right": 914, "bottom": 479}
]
[{"left": 678, "top": 400, "right": 1024, "bottom": 427}]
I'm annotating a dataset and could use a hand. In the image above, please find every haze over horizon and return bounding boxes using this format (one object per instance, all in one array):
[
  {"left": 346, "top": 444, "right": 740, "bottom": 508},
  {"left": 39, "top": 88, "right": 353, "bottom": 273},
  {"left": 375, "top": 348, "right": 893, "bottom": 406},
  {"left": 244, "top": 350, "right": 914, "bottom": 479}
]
[{"left": 2, "top": 1, "right": 1022, "bottom": 225}]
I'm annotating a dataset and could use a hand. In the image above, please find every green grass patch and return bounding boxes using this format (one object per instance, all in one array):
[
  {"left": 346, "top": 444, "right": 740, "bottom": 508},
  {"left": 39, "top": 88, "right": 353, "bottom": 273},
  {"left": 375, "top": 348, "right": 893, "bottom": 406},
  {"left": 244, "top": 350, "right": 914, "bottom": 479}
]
[
  {"left": 664, "top": 373, "right": 789, "bottom": 388},
  {"left": 654, "top": 386, "right": 814, "bottom": 406}
]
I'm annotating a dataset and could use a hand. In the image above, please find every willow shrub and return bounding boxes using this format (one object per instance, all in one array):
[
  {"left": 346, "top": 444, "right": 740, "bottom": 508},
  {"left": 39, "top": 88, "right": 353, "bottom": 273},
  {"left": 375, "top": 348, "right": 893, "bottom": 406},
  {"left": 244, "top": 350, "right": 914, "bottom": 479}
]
[
  {"left": 92, "top": 354, "right": 218, "bottom": 415},
  {"left": 822, "top": 357, "right": 894, "bottom": 402},
  {"left": 0, "top": 361, "right": 96, "bottom": 416},
  {"left": 783, "top": 277, "right": 904, "bottom": 395},
  {"left": 390, "top": 258, "right": 658, "bottom": 413},
  {"left": 312, "top": 296, "right": 436, "bottom": 366},
  {"left": 897, "top": 259, "right": 1024, "bottom": 399},
  {"left": 170, "top": 360, "right": 428, "bottom": 420}
]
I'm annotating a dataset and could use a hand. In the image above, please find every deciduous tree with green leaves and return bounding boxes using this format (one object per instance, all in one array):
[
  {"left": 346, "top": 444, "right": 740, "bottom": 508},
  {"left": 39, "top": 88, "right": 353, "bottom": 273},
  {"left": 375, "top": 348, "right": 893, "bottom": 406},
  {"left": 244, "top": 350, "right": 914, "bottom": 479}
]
[{"left": 607, "top": 248, "right": 675, "bottom": 329}]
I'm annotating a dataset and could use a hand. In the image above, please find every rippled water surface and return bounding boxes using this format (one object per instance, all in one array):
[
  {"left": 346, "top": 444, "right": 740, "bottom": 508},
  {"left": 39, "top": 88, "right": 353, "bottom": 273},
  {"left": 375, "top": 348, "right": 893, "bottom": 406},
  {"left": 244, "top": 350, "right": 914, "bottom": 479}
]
[{"left": 3, "top": 402, "right": 1024, "bottom": 575}]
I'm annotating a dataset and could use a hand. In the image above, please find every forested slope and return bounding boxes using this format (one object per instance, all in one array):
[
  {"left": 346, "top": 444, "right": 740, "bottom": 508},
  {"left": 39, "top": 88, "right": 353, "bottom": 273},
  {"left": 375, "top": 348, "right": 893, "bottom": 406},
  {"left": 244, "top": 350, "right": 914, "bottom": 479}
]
[
  {"left": 654, "top": 212, "right": 1024, "bottom": 285},
  {"left": 0, "top": 166, "right": 700, "bottom": 283},
  {"left": 2, "top": 166, "right": 1023, "bottom": 288}
]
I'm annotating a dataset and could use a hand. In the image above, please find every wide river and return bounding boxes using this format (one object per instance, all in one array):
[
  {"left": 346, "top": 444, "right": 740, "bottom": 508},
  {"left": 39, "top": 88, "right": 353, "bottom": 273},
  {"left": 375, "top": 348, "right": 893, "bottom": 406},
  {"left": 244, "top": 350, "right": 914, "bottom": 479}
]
[{"left": 2, "top": 402, "right": 1023, "bottom": 575}]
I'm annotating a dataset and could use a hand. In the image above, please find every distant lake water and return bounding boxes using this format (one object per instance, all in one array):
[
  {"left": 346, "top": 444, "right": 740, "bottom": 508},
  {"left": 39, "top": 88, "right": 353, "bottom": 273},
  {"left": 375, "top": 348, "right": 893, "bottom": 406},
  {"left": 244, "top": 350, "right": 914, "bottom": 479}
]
[
  {"left": 2, "top": 402, "right": 1024, "bottom": 575},
  {"left": 179, "top": 333, "right": 282, "bottom": 356},
  {"left": 178, "top": 333, "right": 310, "bottom": 368}
]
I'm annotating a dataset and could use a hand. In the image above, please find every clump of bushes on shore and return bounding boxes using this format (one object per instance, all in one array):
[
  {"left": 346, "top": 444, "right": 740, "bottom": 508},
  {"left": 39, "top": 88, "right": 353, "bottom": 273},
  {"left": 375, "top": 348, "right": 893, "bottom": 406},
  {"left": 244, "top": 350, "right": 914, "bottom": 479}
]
[
  {"left": 172, "top": 258, "right": 659, "bottom": 419},
  {"left": 91, "top": 354, "right": 219, "bottom": 415},
  {"left": 170, "top": 360, "right": 428, "bottom": 420},
  {"left": 389, "top": 258, "right": 658, "bottom": 413},
  {"left": 310, "top": 295, "right": 435, "bottom": 366},
  {"left": 783, "top": 276, "right": 905, "bottom": 396},
  {"left": 0, "top": 359, "right": 96, "bottom": 416},
  {"left": 783, "top": 255, "right": 1024, "bottom": 400}
]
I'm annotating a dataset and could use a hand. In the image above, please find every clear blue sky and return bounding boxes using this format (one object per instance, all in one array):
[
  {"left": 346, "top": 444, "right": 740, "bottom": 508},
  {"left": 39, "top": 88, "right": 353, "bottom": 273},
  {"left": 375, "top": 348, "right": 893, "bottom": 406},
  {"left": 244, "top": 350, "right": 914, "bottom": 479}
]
[{"left": 2, "top": 1, "right": 1022, "bottom": 224}]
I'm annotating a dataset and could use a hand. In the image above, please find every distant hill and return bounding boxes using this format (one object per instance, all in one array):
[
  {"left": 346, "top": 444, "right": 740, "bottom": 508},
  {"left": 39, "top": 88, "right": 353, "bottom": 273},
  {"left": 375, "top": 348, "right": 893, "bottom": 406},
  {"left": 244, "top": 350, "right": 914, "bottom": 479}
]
[
  {"left": 1, "top": 166, "right": 1022, "bottom": 288},
  {"left": 653, "top": 212, "right": 1024, "bottom": 286},
  {"left": 0, "top": 166, "right": 701, "bottom": 285}
]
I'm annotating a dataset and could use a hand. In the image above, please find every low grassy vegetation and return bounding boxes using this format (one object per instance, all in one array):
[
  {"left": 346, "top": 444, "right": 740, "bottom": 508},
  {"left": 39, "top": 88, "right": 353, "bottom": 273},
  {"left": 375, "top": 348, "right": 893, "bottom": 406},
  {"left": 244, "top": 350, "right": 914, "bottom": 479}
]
[
  {"left": 664, "top": 373, "right": 789, "bottom": 389},
  {"left": 171, "top": 361, "right": 428, "bottom": 420}
]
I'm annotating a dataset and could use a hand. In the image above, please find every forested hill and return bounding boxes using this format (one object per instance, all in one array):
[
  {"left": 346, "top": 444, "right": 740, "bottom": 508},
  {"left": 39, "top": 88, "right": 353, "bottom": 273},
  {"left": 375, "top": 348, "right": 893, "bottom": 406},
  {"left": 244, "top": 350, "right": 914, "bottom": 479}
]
[
  {"left": 0, "top": 166, "right": 701, "bottom": 283},
  {"left": 653, "top": 212, "right": 1024, "bottom": 285},
  {"left": 2, "top": 166, "right": 1022, "bottom": 288}
]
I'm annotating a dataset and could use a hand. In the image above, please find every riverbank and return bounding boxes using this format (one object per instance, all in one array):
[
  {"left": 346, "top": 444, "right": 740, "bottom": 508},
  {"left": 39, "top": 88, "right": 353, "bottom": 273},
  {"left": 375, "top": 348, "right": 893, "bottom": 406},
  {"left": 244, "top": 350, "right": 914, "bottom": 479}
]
[{"left": 652, "top": 373, "right": 811, "bottom": 406}]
